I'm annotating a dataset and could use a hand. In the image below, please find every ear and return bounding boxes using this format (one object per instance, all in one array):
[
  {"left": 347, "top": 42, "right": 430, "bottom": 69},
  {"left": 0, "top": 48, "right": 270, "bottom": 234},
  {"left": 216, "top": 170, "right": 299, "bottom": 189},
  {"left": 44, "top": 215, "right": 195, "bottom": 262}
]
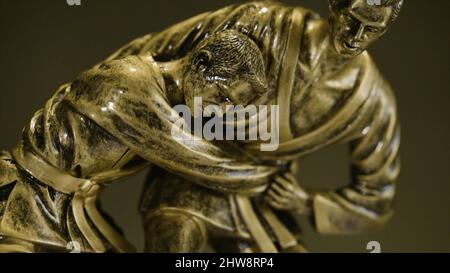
[
  {"left": 193, "top": 50, "right": 212, "bottom": 72},
  {"left": 250, "top": 75, "right": 268, "bottom": 95}
]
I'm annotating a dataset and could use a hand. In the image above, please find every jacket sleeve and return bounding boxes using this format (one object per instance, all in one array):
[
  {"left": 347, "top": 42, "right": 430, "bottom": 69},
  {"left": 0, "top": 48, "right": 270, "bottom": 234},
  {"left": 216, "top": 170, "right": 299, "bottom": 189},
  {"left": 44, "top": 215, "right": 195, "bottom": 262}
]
[
  {"left": 65, "top": 54, "right": 276, "bottom": 194},
  {"left": 312, "top": 73, "right": 401, "bottom": 234}
]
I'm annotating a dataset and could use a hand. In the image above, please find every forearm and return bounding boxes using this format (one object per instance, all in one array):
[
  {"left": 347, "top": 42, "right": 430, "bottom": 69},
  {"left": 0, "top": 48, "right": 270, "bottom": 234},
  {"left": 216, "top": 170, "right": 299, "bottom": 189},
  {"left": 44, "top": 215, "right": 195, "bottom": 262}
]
[{"left": 310, "top": 186, "right": 395, "bottom": 234}]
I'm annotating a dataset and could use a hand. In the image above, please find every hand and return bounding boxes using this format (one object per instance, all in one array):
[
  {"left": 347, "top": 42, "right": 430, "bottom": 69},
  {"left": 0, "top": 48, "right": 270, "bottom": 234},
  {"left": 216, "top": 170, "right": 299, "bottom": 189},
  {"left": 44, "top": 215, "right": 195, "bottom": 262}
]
[{"left": 264, "top": 172, "right": 312, "bottom": 216}]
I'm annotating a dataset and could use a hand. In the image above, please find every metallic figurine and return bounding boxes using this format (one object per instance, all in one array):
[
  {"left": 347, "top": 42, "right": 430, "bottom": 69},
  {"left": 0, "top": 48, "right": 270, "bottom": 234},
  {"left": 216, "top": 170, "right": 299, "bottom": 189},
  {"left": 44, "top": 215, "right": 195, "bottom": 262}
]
[
  {"left": 0, "top": 0, "right": 403, "bottom": 253},
  {"left": 139, "top": 0, "right": 403, "bottom": 253}
]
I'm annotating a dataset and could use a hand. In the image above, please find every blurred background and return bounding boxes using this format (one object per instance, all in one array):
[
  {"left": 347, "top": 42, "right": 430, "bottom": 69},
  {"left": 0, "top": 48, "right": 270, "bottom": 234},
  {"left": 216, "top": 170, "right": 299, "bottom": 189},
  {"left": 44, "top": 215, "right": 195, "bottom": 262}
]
[{"left": 0, "top": 0, "right": 449, "bottom": 252}]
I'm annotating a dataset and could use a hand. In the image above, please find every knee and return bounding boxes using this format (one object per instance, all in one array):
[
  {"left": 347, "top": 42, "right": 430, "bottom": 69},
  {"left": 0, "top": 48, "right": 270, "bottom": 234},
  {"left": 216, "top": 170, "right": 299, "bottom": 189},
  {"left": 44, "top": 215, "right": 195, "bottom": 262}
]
[{"left": 144, "top": 210, "right": 207, "bottom": 253}]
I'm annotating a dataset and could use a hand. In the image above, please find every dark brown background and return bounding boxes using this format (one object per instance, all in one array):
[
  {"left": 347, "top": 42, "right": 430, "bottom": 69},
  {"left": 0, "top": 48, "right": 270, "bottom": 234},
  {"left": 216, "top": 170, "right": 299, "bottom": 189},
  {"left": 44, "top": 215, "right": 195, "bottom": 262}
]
[{"left": 0, "top": 0, "right": 448, "bottom": 252}]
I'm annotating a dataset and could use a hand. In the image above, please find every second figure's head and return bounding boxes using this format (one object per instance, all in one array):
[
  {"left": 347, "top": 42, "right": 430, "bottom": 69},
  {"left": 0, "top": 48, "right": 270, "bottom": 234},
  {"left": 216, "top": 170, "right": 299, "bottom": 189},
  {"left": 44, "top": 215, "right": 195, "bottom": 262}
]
[{"left": 328, "top": 0, "right": 404, "bottom": 58}]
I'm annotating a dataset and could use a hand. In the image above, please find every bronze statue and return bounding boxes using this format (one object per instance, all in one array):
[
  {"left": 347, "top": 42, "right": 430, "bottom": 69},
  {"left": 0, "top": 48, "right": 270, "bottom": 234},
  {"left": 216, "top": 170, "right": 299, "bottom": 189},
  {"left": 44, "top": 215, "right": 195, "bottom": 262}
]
[
  {"left": 140, "top": 0, "right": 403, "bottom": 253},
  {"left": 0, "top": 0, "right": 403, "bottom": 253}
]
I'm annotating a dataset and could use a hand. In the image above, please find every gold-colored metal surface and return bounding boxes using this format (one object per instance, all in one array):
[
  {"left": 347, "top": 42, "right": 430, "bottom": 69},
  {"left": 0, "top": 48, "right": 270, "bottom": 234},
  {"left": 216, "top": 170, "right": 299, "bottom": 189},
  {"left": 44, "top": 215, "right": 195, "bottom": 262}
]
[{"left": 0, "top": 0, "right": 403, "bottom": 253}]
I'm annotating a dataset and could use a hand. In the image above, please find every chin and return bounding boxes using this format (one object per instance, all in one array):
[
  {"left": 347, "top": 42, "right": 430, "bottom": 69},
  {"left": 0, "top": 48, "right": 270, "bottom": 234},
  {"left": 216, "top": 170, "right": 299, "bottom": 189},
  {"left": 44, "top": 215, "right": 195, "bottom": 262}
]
[
  {"left": 335, "top": 43, "right": 362, "bottom": 58},
  {"left": 340, "top": 49, "right": 362, "bottom": 58}
]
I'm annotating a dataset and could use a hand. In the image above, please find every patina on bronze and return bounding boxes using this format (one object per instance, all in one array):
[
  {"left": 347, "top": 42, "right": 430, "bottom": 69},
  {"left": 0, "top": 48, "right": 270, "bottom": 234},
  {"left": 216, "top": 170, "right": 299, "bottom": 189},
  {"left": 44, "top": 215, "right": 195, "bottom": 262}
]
[
  {"left": 139, "top": 0, "right": 403, "bottom": 253},
  {"left": 0, "top": 0, "right": 403, "bottom": 253}
]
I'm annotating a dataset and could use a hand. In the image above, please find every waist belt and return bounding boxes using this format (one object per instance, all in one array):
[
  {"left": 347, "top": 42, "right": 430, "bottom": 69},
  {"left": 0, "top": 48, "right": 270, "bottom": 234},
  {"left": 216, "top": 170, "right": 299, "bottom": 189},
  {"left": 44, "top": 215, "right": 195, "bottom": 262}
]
[{"left": 11, "top": 142, "right": 136, "bottom": 253}]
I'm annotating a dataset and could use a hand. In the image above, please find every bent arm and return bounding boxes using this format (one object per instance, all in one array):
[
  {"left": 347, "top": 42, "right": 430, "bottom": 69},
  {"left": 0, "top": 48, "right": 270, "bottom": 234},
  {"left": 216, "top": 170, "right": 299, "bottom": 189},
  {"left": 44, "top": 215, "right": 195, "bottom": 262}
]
[
  {"left": 65, "top": 55, "right": 275, "bottom": 194},
  {"left": 312, "top": 84, "right": 400, "bottom": 234}
]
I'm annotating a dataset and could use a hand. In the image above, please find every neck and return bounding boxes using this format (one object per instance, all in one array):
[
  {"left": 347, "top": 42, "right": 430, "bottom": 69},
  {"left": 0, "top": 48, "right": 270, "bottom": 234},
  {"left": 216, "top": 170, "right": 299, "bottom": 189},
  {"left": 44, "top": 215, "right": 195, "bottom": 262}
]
[{"left": 159, "top": 60, "right": 185, "bottom": 105}]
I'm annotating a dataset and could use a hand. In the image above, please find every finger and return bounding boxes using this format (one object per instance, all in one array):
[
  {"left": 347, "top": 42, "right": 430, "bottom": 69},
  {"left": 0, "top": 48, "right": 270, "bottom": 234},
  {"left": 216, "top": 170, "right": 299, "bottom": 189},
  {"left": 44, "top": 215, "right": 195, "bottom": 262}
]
[
  {"left": 271, "top": 183, "right": 291, "bottom": 198},
  {"left": 266, "top": 193, "right": 284, "bottom": 206},
  {"left": 275, "top": 176, "right": 294, "bottom": 192},
  {"left": 268, "top": 189, "right": 288, "bottom": 204},
  {"left": 283, "top": 173, "right": 309, "bottom": 198},
  {"left": 295, "top": 188, "right": 310, "bottom": 201},
  {"left": 284, "top": 173, "right": 299, "bottom": 185},
  {"left": 265, "top": 196, "right": 285, "bottom": 210}
]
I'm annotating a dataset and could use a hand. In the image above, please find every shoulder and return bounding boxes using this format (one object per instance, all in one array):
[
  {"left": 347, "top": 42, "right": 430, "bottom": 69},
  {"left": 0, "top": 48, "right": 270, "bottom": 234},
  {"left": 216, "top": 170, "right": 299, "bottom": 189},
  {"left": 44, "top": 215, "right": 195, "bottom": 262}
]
[
  {"left": 237, "top": 1, "right": 323, "bottom": 24},
  {"left": 69, "top": 54, "right": 165, "bottom": 105},
  {"left": 98, "top": 54, "right": 161, "bottom": 81},
  {"left": 344, "top": 52, "right": 398, "bottom": 143},
  {"left": 358, "top": 52, "right": 397, "bottom": 108},
  {"left": 79, "top": 55, "right": 162, "bottom": 90}
]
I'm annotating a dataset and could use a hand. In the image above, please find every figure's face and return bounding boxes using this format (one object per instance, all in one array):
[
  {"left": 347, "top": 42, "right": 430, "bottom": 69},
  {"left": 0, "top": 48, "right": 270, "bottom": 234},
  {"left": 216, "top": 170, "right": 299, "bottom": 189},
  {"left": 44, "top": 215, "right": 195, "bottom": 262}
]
[
  {"left": 183, "top": 50, "right": 263, "bottom": 116},
  {"left": 329, "top": 0, "right": 393, "bottom": 58}
]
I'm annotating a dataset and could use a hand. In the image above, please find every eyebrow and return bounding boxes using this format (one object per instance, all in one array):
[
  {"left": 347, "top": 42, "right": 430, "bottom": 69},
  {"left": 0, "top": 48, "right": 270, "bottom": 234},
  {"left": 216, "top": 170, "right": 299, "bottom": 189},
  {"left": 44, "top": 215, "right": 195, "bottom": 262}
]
[{"left": 348, "top": 9, "right": 388, "bottom": 29}]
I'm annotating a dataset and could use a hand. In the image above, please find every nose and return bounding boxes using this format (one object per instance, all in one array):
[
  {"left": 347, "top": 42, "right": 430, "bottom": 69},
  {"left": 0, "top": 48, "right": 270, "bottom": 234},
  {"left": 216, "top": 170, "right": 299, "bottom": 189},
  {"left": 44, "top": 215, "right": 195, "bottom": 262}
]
[{"left": 353, "top": 24, "right": 366, "bottom": 41}]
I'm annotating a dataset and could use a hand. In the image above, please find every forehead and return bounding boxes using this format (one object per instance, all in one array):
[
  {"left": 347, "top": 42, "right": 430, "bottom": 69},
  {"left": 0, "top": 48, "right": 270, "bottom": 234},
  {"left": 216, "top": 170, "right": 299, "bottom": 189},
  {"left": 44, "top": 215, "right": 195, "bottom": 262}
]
[{"left": 348, "top": 0, "right": 393, "bottom": 28}]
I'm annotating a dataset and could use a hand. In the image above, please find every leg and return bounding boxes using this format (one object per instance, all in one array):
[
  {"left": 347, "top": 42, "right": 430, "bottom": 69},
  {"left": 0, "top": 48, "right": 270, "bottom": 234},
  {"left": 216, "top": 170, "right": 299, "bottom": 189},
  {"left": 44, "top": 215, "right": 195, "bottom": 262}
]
[{"left": 144, "top": 210, "right": 207, "bottom": 253}]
